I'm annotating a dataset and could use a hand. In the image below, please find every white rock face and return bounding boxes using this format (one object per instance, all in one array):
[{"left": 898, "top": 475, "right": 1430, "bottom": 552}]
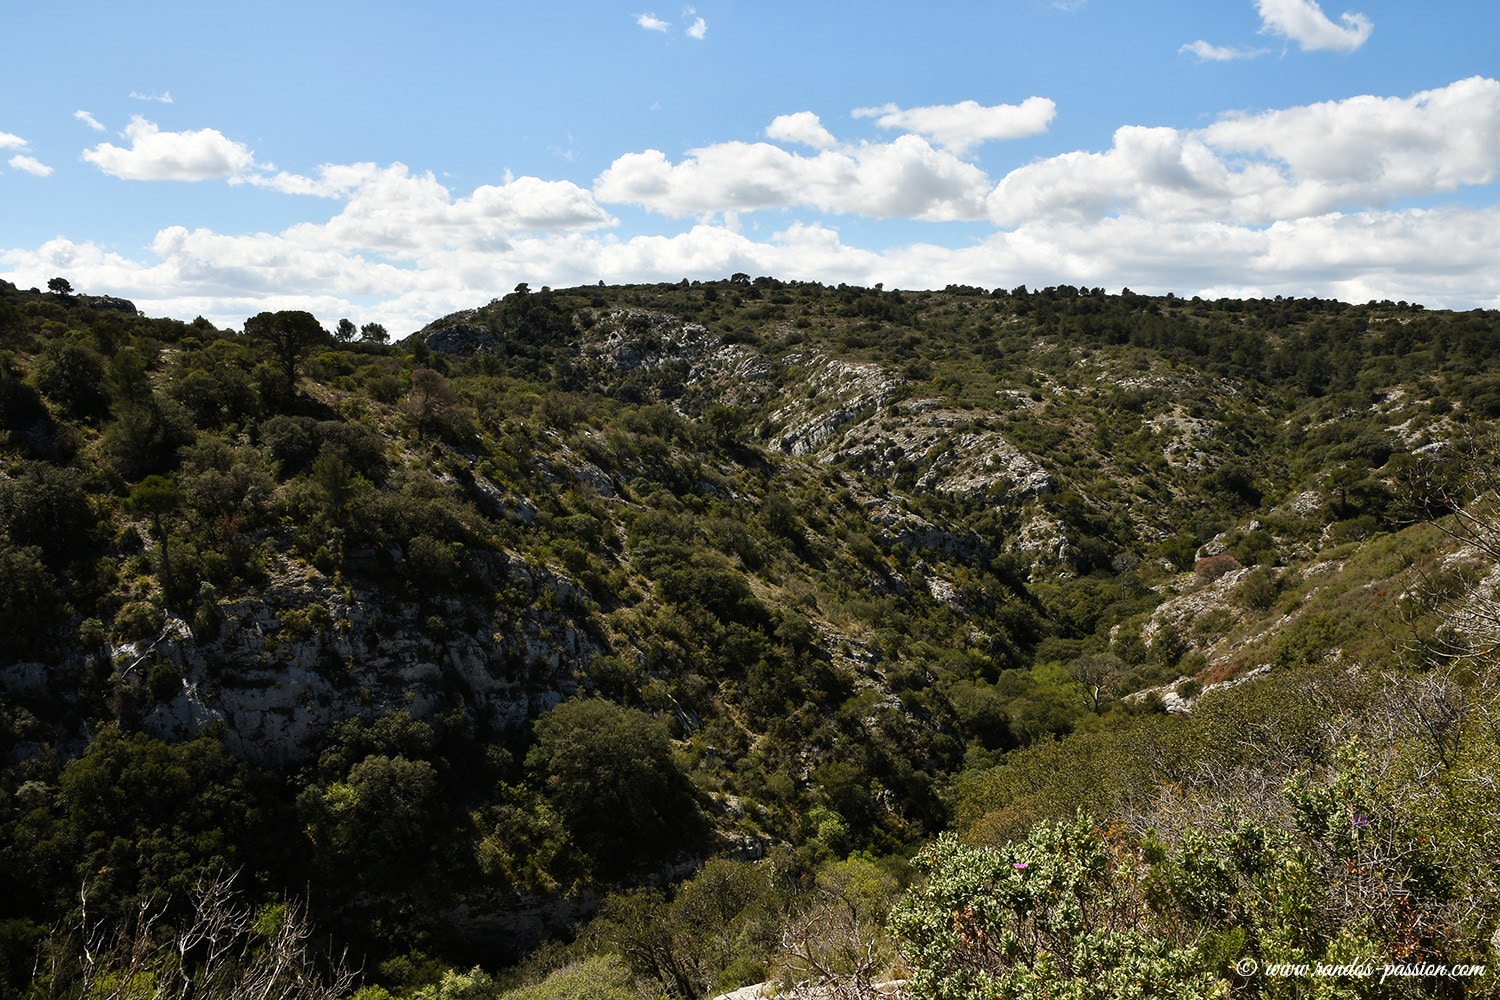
[
  {"left": 1126, "top": 665, "right": 1272, "bottom": 715},
  {"left": 768, "top": 354, "right": 907, "bottom": 457},
  {"left": 832, "top": 399, "right": 1052, "bottom": 500},
  {"left": 130, "top": 555, "right": 600, "bottom": 764},
  {"left": 1148, "top": 404, "right": 1217, "bottom": 472}
]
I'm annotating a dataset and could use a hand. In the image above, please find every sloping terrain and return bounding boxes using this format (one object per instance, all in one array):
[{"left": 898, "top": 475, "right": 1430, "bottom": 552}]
[{"left": 3, "top": 277, "right": 1500, "bottom": 997}]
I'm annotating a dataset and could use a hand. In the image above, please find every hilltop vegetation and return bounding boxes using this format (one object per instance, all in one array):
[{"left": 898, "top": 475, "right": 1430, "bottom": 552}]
[{"left": 2, "top": 276, "right": 1499, "bottom": 998}]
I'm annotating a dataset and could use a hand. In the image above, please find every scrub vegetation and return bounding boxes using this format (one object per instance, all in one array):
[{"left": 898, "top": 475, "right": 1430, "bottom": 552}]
[{"left": 2, "top": 275, "right": 1499, "bottom": 998}]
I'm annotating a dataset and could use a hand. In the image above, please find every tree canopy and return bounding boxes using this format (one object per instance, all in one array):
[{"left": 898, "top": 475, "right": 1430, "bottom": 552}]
[
  {"left": 244, "top": 309, "right": 328, "bottom": 400},
  {"left": 527, "top": 698, "right": 701, "bottom": 874}
]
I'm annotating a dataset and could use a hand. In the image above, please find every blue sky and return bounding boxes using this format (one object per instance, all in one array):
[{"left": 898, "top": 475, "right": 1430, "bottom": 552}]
[{"left": 3, "top": 0, "right": 1499, "bottom": 333}]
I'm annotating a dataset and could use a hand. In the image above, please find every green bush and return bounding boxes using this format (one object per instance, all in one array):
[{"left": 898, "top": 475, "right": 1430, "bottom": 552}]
[
  {"left": 891, "top": 816, "right": 1225, "bottom": 1000},
  {"left": 1235, "top": 565, "right": 1282, "bottom": 612},
  {"left": 0, "top": 543, "right": 63, "bottom": 655},
  {"left": 114, "top": 600, "right": 164, "bottom": 642},
  {"left": 30, "top": 338, "right": 108, "bottom": 419},
  {"left": 0, "top": 461, "right": 99, "bottom": 561},
  {"left": 406, "top": 534, "right": 467, "bottom": 590},
  {"left": 526, "top": 699, "right": 701, "bottom": 875}
]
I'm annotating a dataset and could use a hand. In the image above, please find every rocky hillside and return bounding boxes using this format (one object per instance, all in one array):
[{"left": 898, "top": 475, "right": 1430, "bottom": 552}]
[{"left": 3, "top": 276, "right": 1500, "bottom": 995}]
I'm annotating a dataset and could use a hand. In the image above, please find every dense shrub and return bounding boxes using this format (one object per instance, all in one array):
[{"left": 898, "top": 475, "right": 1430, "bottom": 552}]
[{"left": 526, "top": 699, "right": 701, "bottom": 875}]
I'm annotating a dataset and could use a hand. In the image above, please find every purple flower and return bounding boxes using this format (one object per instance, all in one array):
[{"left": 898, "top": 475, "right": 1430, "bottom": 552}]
[
  {"left": 1012, "top": 861, "right": 1029, "bottom": 869},
  {"left": 1352, "top": 813, "right": 1369, "bottom": 829}
]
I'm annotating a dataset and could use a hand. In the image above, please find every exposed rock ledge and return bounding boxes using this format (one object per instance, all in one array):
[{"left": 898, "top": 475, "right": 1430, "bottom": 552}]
[{"left": 106, "top": 553, "right": 603, "bottom": 766}]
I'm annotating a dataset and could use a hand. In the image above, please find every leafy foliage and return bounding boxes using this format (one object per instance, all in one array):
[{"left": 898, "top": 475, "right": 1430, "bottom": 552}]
[
  {"left": 526, "top": 698, "right": 701, "bottom": 875},
  {"left": 892, "top": 817, "right": 1225, "bottom": 1000},
  {"left": 2, "top": 276, "right": 1500, "bottom": 996}
]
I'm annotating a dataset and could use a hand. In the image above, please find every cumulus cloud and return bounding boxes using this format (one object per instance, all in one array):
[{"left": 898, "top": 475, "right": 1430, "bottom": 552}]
[
  {"left": 12, "top": 198, "right": 1500, "bottom": 336},
  {"left": 636, "top": 12, "right": 670, "bottom": 31},
  {"left": 1256, "top": 0, "right": 1372, "bottom": 52},
  {"left": 686, "top": 15, "right": 707, "bottom": 39},
  {"left": 144, "top": 225, "right": 415, "bottom": 299},
  {"left": 236, "top": 166, "right": 608, "bottom": 264},
  {"left": 588, "top": 77, "right": 1500, "bottom": 230},
  {"left": 129, "top": 90, "right": 174, "bottom": 103},
  {"left": 247, "top": 161, "right": 386, "bottom": 198},
  {"left": 9, "top": 155, "right": 53, "bottom": 177},
  {"left": 321, "top": 167, "right": 615, "bottom": 248},
  {"left": 766, "top": 112, "right": 837, "bottom": 149},
  {"left": 10, "top": 77, "right": 1500, "bottom": 332},
  {"left": 988, "top": 77, "right": 1500, "bottom": 226},
  {"left": 82, "top": 116, "right": 255, "bottom": 181},
  {"left": 2, "top": 164, "right": 620, "bottom": 331},
  {"left": 1204, "top": 75, "right": 1500, "bottom": 213},
  {"left": 852, "top": 98, "right": 1056, "bottom": 154},
  {"left": 594, "top": 133, "right": 991, "bottom": 221},
  {"left": 989, "top": 126, "right": 1227, "bottom": 225},
  {"left": 74, "top": 110, "right": 106, "bottom": 131},
  {"left": 73, "top": 119, "right": 619, "bottom": 238},
  {"left": 0, "top": 131, "right": 26, "bottom": 149},
  {"left": 467, "top": 175, "right": 616, "bottom": 231},
  {"left": 1180, "top": 40, "right": 1266, "bottom": 61}
]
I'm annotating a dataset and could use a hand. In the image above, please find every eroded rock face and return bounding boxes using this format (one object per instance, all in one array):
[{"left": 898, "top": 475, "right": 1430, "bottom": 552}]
[
  {"left": 582, "top": 310, "right": 1068, "bottom": 569},
  {"left": 1125, "top": 665, "right": 1272, "bottom": 715},
  {"left": 861, "top": 495, "right": 993, "bottom": 564},
  {"left": 129, "top": 557, "right": 601, "bottom": 765},
  {"left": 832, "top": 399, "right": 1053, "bottom": 501},
  {"left": 593, "top": 311, "right": 718, "bottom": 370},
  {"left": 1148, "top": 404, "right": 1218, "bottom": 473},
  {"left": 421, "top": 322, "right": 501, "bottom": 355},
  {"left": 585, "top": 310, "right": 780, "bottom": 410},
  {"left": 83, "top": 295, "right": 140, "bottom": 315},
  {"left": 767, "top": 354, "right": 906, "bottom": 457}
]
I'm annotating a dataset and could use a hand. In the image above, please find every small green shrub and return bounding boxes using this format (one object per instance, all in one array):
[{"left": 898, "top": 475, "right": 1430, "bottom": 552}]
[{"left": 114, "top": 600, "right": 163, "bottom": 642}]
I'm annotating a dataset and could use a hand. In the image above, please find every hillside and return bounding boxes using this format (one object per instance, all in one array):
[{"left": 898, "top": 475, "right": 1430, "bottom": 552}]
[{"left": 2, "top": 277, "right": 1499, "bottom": 998}]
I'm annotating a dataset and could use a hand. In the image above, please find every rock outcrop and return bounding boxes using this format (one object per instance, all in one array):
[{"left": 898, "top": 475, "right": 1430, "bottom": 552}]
[
  {"left": 119, "top": 554, "right": 602, "bottom": 765},
  {"left": 420, "top": 321, "right": 502, "bottom": 355}
]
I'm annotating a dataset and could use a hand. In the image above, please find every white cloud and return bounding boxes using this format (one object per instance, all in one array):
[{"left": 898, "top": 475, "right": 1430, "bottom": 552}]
[
  {"left": 1180, "top": 40, "right": 1266, "bottom": 61},
  {"left": 73, "top": 120, "right": 617, "bottom": 237},
  {"left": 1256, "top": 0, "right": 1372, "bottom": 52},
  {"left": 594, "top": 133, "right": 991, "bottom": 221},
  {"left": 0, "top": 133, "right": 51, "bottom": 175},
  {"left": 74, "top": 110, "right": 107, "bottom": 131},
  {"left": 129, "top": 90, "right": 174, "bottom": 103},
  {"left": 248, "top": 165, "right": 615, "bottom": 258},
  {"left": 989, "top": 126, "right": 1226, "bottom": 225},
  {"left": 12, "top": 198, "right": 1500, "bottom": 336},
  {"left": 1204, "top": 76, "right": 1500, "bottom": 214},
  {"left": 766, "top": 112, "right": 837, "bottom": 149},
  {"left": 248, "top": 161, "right": 386, "bottom": 198},
  {"left": 82, "top": 116, "right": 255, "bottom": 181},
  {"left": 1, "top": 164, "right": 619, "bottom": 331},
  {"left": 9, "top": 155, "right": 53, "bottom": 177},
  {"left": 852, "top": 98, "right": 1056, "bottom": 154},
  {"left": 320, "top": 167, "right": 615, "bottom": 248},
  {"left": 635, "top": 10, "right": 703, "bottom": 37},
  {"left": 988, "top": 77, "right": 1500, "bottom": 226},
  {"left": 9, "top": 77, "right": 1500, "bottom": 332},
  {"left": 463, "top": 175, "right": 616, "bottom": 232}
]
